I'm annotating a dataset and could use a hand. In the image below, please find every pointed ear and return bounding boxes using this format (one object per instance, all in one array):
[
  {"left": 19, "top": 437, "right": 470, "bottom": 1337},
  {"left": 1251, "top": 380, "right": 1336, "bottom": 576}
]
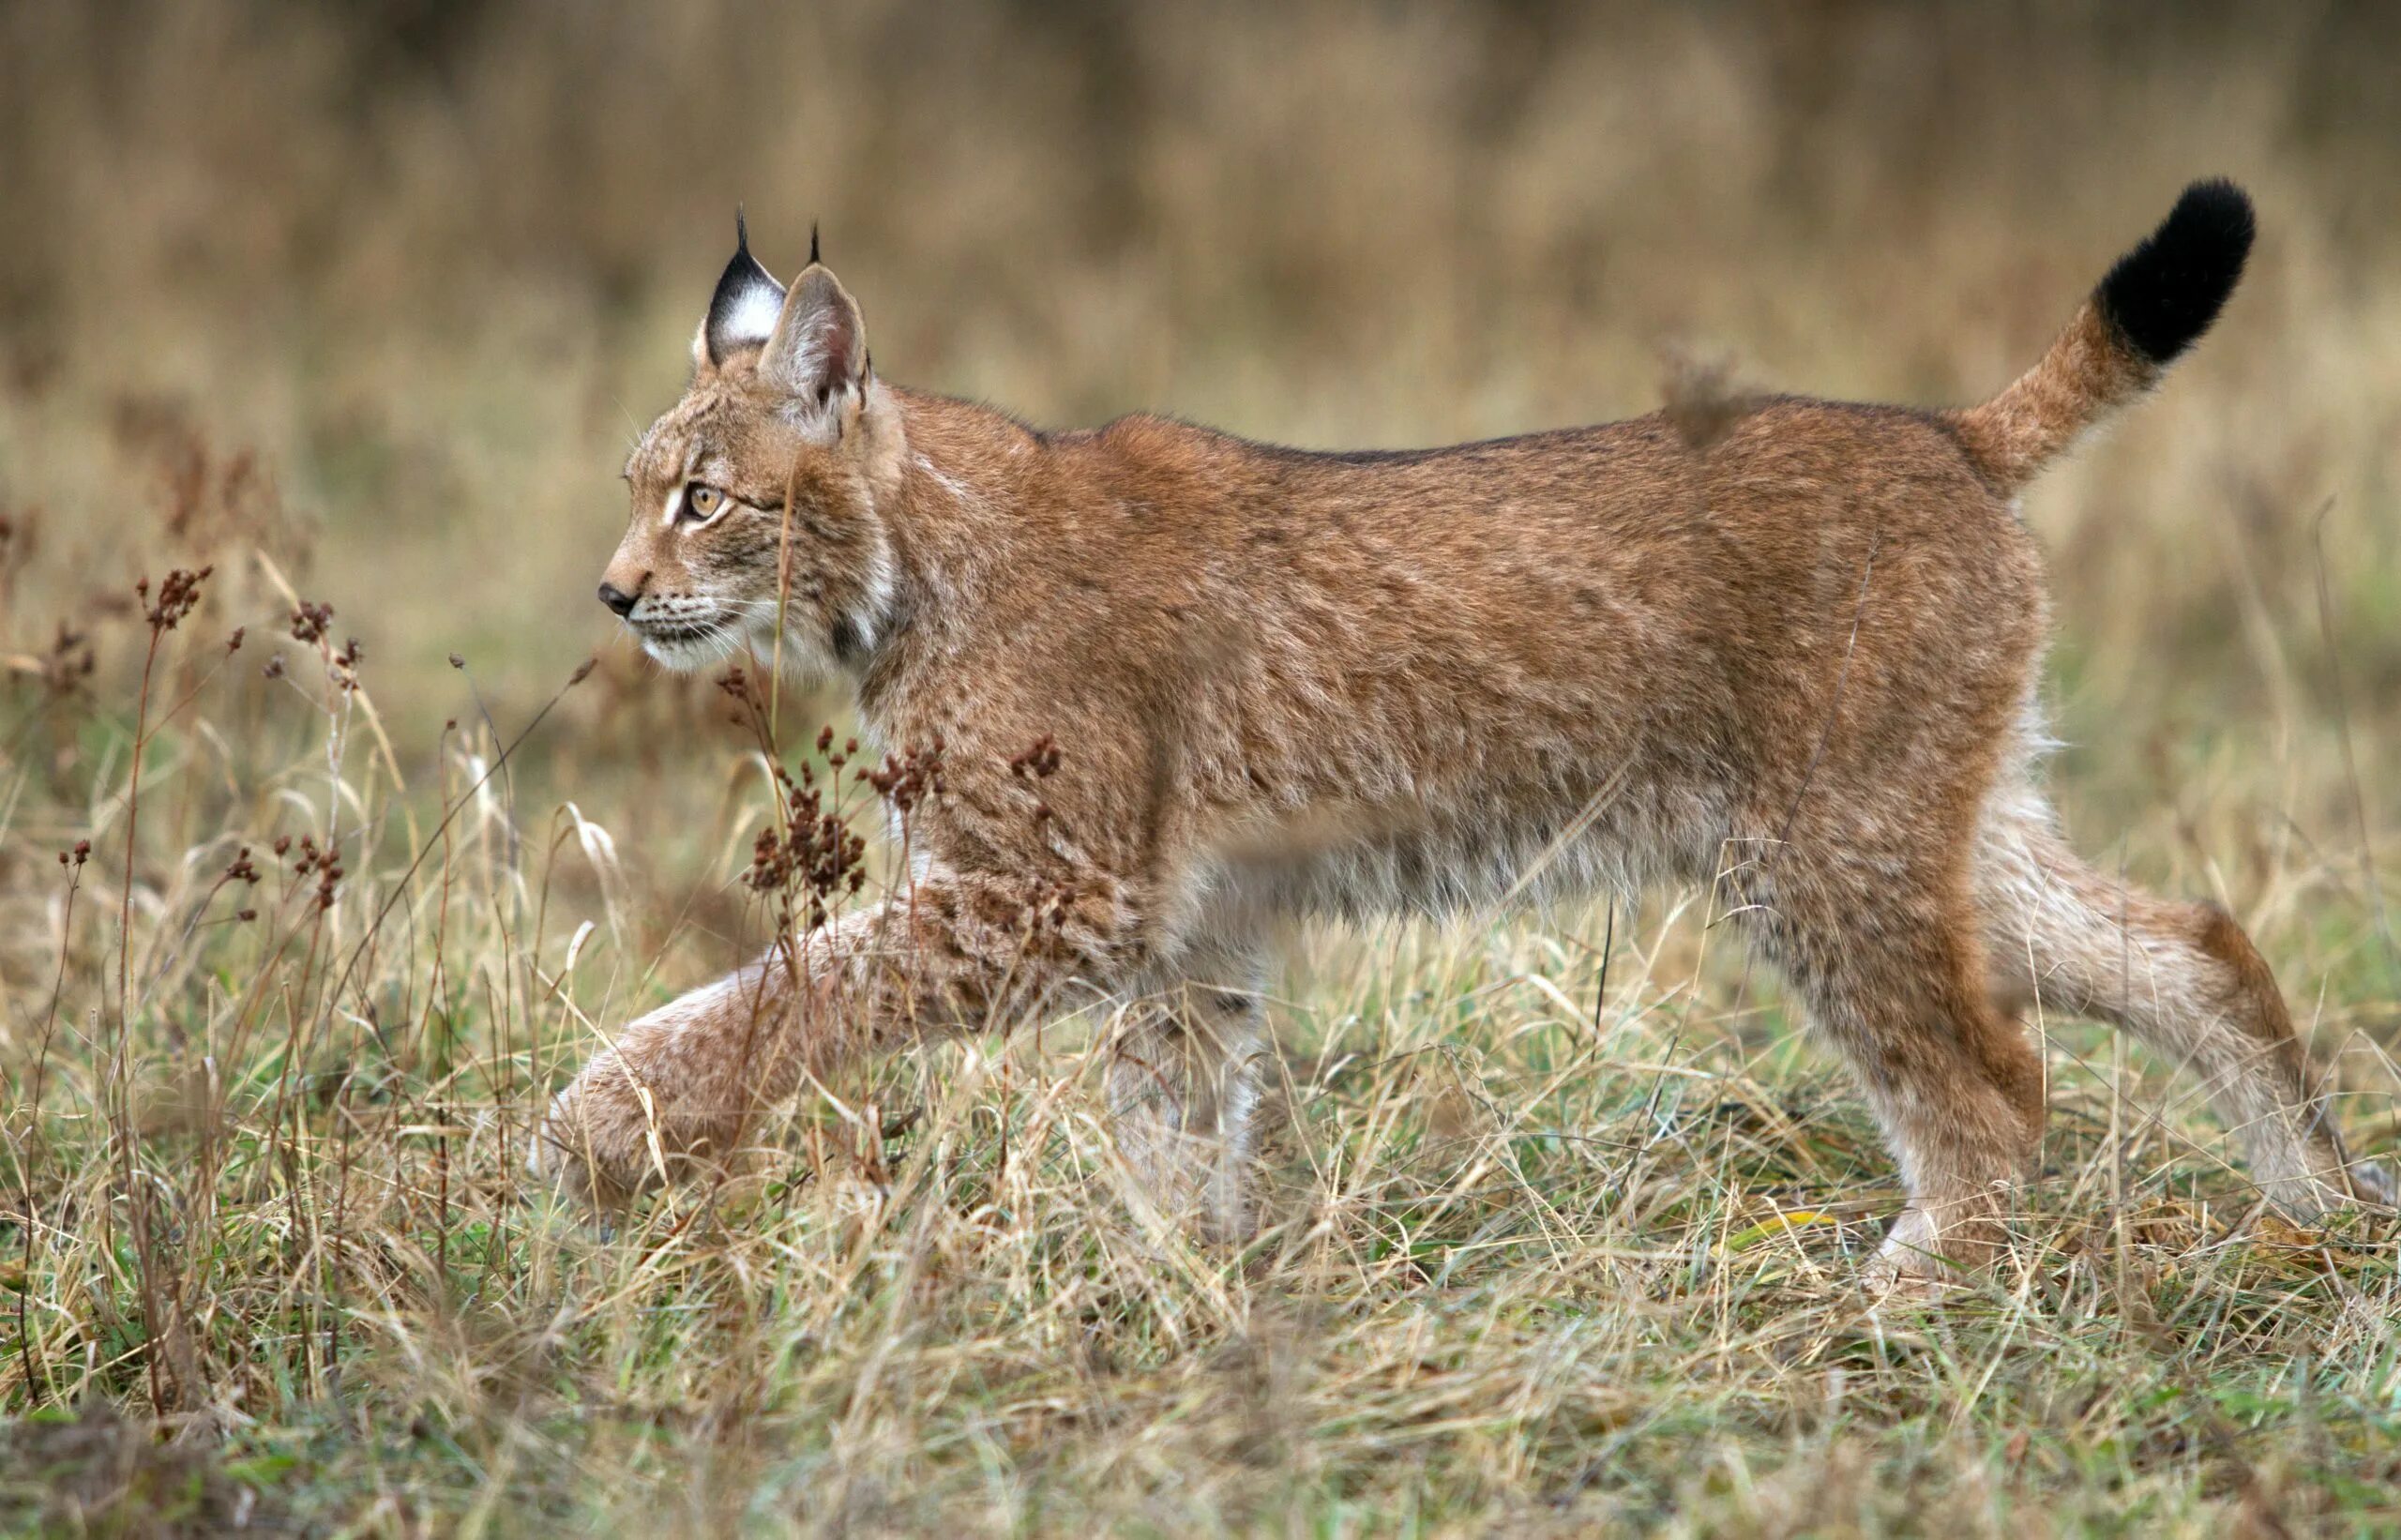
[
  {"left": 696, "top": 209, "right": 787, "bottom": 368},
  {"left": 758, "top": 261, "right": 869, "bottom": 421}
]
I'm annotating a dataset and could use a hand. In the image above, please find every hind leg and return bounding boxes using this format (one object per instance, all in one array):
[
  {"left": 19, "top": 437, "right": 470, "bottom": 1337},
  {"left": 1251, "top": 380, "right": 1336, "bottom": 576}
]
[
  {"left": 1745, "top": 839, "right": 2047, "bottom": 1284},
  {"left": 1974, "top": 787, "right": 2382, "bottom": 1213}
]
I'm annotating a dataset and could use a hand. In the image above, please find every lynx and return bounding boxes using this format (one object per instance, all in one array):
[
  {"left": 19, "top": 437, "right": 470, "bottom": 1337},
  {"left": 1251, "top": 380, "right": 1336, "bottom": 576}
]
[{"left": 536, "top": 184, "right": 2384, "bottom": 1284}]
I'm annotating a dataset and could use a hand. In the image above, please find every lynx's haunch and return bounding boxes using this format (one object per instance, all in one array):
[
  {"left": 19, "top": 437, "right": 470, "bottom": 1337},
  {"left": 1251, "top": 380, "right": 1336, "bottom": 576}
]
[{"left": 535, "top": 182, "right": 2386, "bottom": 1286}]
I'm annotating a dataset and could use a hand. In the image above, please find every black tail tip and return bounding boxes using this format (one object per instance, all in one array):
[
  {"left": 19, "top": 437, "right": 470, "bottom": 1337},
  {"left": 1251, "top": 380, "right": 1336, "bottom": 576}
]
[{"left": 2095, "top": 178, "right": 2256, "bottom": 366}]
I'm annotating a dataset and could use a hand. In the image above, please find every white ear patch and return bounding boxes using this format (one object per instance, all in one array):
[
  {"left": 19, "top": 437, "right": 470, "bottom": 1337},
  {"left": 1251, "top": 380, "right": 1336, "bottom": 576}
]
[
  {"left": 702, "top": 211, "right": 788, "bottom": 366},
  {"left": 716, "top": 282, "right": 784, "bottom": 352}
]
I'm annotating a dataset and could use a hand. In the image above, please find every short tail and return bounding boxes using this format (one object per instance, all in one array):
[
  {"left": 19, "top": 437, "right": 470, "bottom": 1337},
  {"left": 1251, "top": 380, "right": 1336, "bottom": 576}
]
[{"left": 1948, "top": 179, "right": 2254, "bottom": 491}]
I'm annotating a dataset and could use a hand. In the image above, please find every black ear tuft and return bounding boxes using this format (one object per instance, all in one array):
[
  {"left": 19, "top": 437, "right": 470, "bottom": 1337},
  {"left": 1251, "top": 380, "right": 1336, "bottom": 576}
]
[
  {"left": 703, "top": 207, "right": 788, "bottom": 365},
  {"left": 809, "top": 220, "right": 822, "bottom": 267},
  {"left": 2095, "top": 178, "right": 2256, "bottom": 366}
]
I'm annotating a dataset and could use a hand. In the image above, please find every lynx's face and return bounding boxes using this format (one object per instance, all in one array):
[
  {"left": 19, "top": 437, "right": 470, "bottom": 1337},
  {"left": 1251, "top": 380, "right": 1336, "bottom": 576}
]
[{"left": 601, "top": 219, "right": 898, "bottom": 676}]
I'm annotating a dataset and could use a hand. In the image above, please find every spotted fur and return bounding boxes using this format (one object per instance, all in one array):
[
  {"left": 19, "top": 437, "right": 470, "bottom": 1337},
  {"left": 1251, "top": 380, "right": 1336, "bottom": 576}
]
[{"left": 538, "top": 187, "right": 2381, "bottom": 1283}]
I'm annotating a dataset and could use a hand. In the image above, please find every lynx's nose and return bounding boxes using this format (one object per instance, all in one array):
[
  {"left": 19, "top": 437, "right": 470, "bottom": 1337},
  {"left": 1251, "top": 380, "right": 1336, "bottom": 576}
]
[{"left": 596, "top": 581, "right": 639, "bottom": 617}]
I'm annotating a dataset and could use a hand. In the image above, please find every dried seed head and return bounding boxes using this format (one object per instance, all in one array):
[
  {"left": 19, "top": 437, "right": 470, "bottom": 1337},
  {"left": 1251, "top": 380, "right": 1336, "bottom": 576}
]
[
  {"left": 869, "top": 736, "right": 948, "bottom": 814},
  {"left": 38, "top": 624, "right": 96, "bottom": 700},
  {"left": 1010, "top": 734, "right": 1063, "bottom": 780},
  {"left": 142, "top": 566, "right": 214, "bottom": 633},
  {"left": 290, "top": 599, "right": 334, "bottom": 645}
]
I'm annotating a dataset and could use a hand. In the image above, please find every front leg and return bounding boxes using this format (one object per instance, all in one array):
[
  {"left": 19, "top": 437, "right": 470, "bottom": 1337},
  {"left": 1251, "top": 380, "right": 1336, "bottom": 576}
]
[
  {"left": 1106, "top": 948, "right": 1271, "bottom": 1239},
  {"left": 534, "top": 866, "right": 1146, "bottom": 1206},
  {"left": 530, "top": 948, "right": 813, "bottom": 1208}
]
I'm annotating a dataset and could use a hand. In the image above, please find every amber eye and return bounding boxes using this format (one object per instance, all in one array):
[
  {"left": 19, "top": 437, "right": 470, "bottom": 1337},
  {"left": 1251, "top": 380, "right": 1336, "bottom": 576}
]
[{"left": 682, "top": 483, "right": 726, "bottom": 522}]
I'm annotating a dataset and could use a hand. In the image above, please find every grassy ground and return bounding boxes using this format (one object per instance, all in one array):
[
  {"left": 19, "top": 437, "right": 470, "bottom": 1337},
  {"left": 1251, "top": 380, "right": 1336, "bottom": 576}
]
[{"left": 5, "top": 3, "right": 2401, "bottom": 1533}]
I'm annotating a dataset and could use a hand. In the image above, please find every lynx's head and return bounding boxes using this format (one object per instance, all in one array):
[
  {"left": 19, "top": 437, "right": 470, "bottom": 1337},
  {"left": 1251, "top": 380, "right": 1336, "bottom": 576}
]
[{"left": 601, "top": 217, "right": 901, "bottom": 675}]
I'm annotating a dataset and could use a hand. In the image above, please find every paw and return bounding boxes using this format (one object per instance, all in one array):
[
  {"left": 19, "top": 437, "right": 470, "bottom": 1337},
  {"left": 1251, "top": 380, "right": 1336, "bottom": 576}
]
[
  {"left": 1862, "top": 1209, "right": 1945, "bottom": 1297},
  {"left": 528, "top": 1054, "right": 664, "bottom": 1211},
  {"left": 1861, "top": 1260, "right": 1952, "bottom": 1305},
  {"left": 2256, "top": 1155, "right": 2395, "bottom": 1219},
  {"left": 1861, "top": 1201, "right": 2001, "bottom": 1297},
  {"left": 529, "top": 983, "right": 784, "bottom": 1208},
  {"left": 1109, "top": 1118, "right": 1256, "bottom": 1243}
]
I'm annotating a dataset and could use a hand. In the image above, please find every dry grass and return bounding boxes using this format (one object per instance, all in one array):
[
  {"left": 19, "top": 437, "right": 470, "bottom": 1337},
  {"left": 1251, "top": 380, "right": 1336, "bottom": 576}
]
[{"left": 4, "top": 2, "right": 2401, "bottom": 1533}]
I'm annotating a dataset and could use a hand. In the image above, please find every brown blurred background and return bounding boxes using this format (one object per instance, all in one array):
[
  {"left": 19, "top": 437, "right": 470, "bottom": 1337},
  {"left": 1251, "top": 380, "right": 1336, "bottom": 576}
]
[
  {"left": 3, "top": 0, "right": 2397, "bottom": 857},
  {"left": 8, "top": 9, "right": 2401, "bottom": 1517}
]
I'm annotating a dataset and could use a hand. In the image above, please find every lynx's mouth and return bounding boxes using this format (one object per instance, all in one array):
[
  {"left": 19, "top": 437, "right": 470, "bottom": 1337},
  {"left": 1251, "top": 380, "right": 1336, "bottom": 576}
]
[
  {"left": 629, "top": 614, "right": 742, "bottom": 672},
  {"left": 630, "top": 603, "right": 848, "bottom": 680}
]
